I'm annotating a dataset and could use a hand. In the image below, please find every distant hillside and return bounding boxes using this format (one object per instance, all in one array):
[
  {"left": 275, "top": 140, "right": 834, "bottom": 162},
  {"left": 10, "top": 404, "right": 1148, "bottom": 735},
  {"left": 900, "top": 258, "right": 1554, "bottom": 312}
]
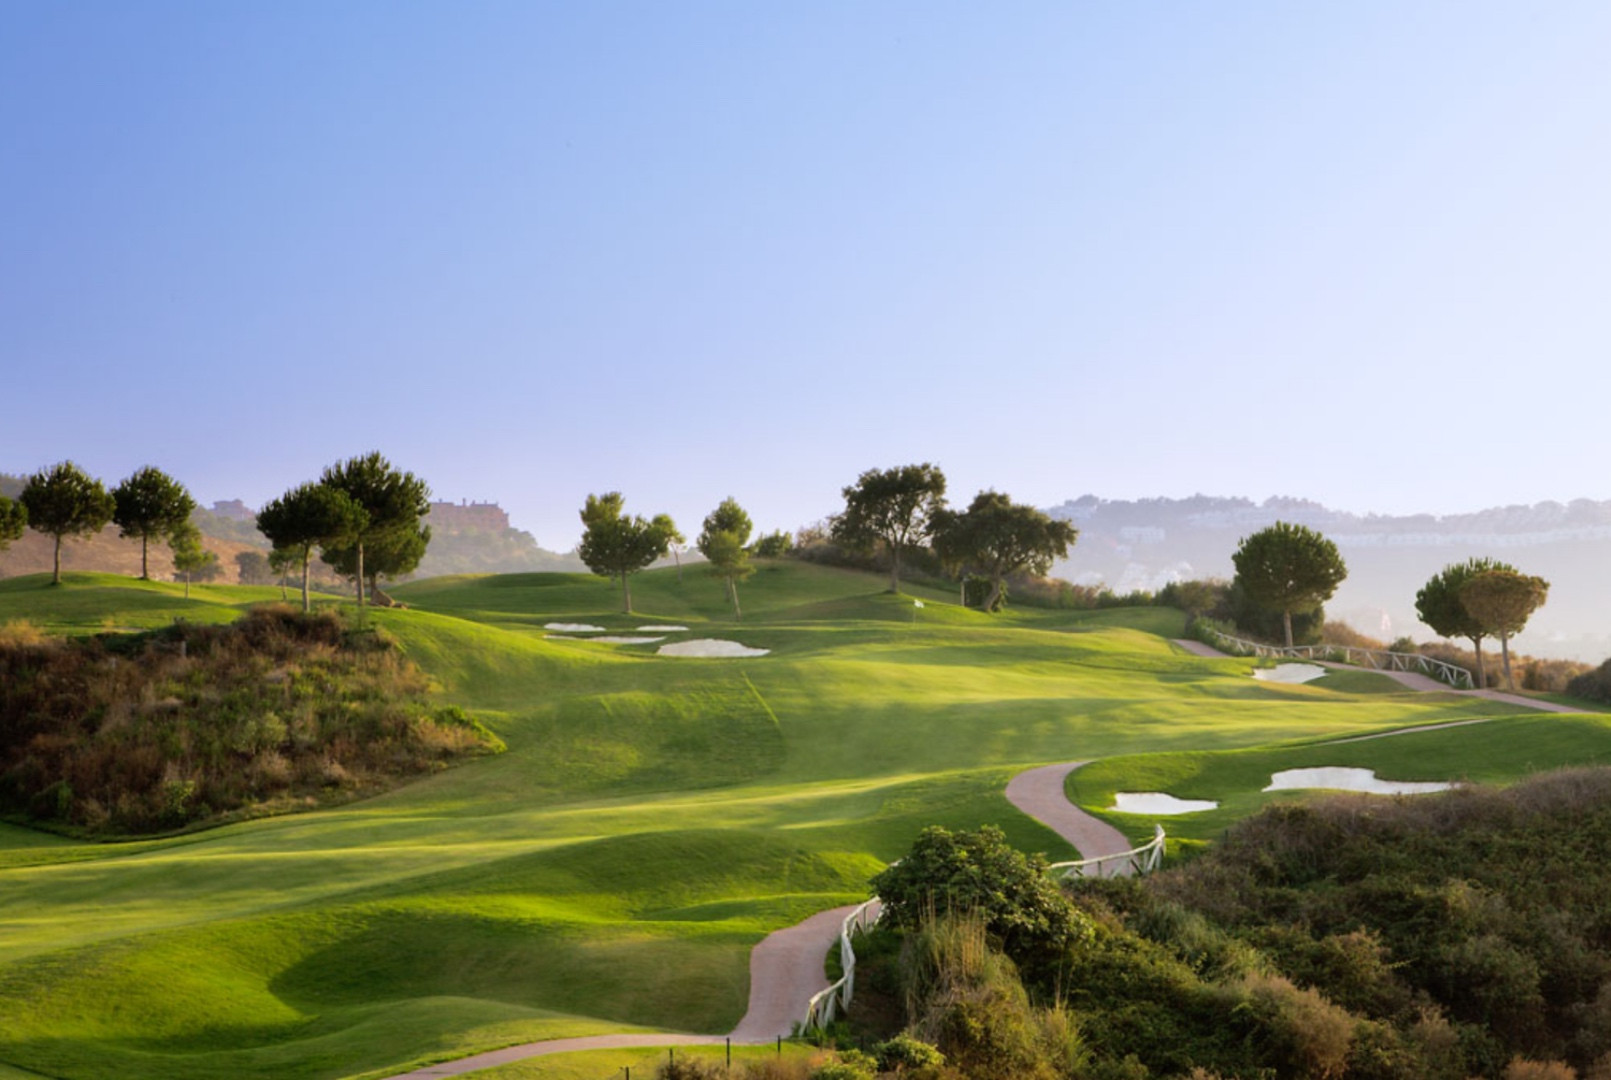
[
  {"left": 1048, "top": 494, "right": 1611, "bottom": 661},
  {"left": 416, "top": 500, "right": 584, "bottom": 576}
]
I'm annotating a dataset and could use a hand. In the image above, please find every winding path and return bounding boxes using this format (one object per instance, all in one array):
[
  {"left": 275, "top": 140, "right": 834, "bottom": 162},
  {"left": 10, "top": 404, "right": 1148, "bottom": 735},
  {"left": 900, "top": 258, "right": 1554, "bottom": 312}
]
[
  {"left": 382, "top": 640, "right": 1573, "bottom": 1078},
  {"left": 380, "top": 767, "right": 1125, "bottom": 1079}
]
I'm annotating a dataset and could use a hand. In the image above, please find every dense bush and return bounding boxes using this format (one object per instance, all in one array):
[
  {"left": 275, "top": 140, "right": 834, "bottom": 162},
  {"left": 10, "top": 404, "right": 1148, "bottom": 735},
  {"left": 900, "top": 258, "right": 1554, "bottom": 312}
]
[
  {"left": 1566, "top": 659, "right": 1611, "bottom": 703},
  {"left": 871, "top": 825, "right": 1093, "bottom": 978},
  {"left": 0, "top": 606, "right": 501, "bottom": 834}
]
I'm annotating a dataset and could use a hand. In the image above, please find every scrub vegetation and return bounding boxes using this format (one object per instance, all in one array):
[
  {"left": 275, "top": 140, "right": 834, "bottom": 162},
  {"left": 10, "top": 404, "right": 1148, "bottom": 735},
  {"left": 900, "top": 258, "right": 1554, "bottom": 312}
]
[{"left": 0, "top": 605, "right": 501, "bottom": 833}]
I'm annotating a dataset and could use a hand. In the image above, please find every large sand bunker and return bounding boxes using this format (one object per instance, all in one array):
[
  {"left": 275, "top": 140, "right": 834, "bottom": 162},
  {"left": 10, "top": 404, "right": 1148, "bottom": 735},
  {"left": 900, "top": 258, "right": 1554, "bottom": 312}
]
[
  {"left": 1264, "top": 767, "right": 1455, "bottom": 795},
  {"left": 637, "top": 625, "right": 688, "bottom": 632},
  {"left": 594, "top": 636, "right": 665, "bottom": 644},
  {"left": 1252, "top": 663, "right": 1327, "bottom": 684},
  {"left": 1110, "top": 792, "right": 1219, "bottom": 815},
  {"left": 658, "top": 639, "right": 770, "bottom": 658},
  {"left": 545, "top": 622, "right": 605, "bottom": 632}
]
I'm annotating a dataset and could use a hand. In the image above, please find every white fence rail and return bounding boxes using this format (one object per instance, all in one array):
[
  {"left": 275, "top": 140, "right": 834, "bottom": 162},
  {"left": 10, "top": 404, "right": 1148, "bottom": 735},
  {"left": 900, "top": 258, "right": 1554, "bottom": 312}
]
[
  {"left": 1047, "top": 824, "right": 1166, "bottom": 880},
  {"left": 802, "top": 898, "right": 882, "bottom": 1032},
  {"left": 802, "top": 825, "right": 1170, "bottom": 1031},
  {"left": 1201, "top": 628, "right": 1475, "bottom": 690}
]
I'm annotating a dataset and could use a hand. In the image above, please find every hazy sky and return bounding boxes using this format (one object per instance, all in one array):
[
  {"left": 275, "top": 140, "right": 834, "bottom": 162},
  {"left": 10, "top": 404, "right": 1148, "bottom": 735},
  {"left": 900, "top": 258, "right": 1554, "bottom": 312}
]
[{"left": 5, "top": 2, "right": 1608, "bottom": 550}]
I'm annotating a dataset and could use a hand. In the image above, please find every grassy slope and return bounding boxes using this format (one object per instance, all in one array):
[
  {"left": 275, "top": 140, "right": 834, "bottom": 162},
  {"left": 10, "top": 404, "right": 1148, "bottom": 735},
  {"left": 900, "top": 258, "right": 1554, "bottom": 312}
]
[{"left": 0, "top": 564, "right": 1596, "bottom": 1080}]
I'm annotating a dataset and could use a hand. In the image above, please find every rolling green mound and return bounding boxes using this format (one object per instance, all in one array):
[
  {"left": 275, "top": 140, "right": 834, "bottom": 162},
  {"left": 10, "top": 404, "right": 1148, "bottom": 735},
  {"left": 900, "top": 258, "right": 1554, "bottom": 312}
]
[{"left": 0, "top": 562, "right": 1598, "bottom": 1079}]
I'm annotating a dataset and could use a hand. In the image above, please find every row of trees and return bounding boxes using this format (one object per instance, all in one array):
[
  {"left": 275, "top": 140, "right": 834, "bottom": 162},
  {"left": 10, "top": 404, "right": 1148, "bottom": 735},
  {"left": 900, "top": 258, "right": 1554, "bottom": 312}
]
[
  {"left": 574, "top": 464, "right": 1079, "bottom": 615},
  {"left": 1223, "top": 519, "right": 1550, "bottom": 689},
  {"left": 256, "top": 453, "right": 431, "bottom": 613},
  {"left": 0, "top": 461, "right": 216, "bottom": 587},
  {"left": 0, "top": 455, "right": 433, "bottom": 612},
  {"left": 829, "top": 463, "right": 1079, "bottom": 610}
]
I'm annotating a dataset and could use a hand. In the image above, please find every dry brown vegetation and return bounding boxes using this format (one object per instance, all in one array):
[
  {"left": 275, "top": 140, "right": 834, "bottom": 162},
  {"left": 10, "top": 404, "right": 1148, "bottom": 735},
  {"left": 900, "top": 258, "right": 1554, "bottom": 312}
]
[{"left": 0, "top": 606, "right": 500, "bottom": 834}]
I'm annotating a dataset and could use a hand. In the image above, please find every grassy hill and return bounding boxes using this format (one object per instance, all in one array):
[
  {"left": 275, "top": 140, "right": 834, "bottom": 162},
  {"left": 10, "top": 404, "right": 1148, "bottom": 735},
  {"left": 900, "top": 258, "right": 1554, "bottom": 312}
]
[{"left": 0, "top": 561, "right": 1603, "bottom": 1079}]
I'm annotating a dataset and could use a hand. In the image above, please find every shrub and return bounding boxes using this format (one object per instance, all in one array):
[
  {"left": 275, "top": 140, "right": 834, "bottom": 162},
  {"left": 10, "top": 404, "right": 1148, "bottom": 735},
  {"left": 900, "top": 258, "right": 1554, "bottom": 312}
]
[
  {"left": 752, "top": 530, "right": 793, "bottom": 557},
  {"left": 872, "top": 826, "right": 1093, "bottom": 977},
  {"left": 1567, "top": 659, "right": 1611, "bottom": 704},
  {"left": 0, "top": 606, "right": 501, "bottom": 833},
  {"left": 874, "top": 1033, "right": 946, "bottom": 1074}
]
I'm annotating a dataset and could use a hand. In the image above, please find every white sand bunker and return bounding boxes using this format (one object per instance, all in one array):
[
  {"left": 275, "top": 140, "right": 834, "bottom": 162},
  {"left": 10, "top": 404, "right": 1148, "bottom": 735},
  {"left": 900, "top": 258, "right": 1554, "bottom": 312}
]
[
  {"left": 1252, "top": 663, "right": 1327, "bottom": 684},
  {"left": 594, "top": 635, "right": 665, "bottom": 644},
  {"left": 657, "top": 639, "right": 770, "bottom": 658},
  {"left": 1111, "top": 792, "right": 1219, "bottom": 815},
  {"left": 637, "top": 625, "right": 688, "bottom": 632},
  {"left": 1264, "top": 767, "right": 1455, "bottom": 795},
  {"left": 545, "top": 622, "right": 606, "bottom": 632}
]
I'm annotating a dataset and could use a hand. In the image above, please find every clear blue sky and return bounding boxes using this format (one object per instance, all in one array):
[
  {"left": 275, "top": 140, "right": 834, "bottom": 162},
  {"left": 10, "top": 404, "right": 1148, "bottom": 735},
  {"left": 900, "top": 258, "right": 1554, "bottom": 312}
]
[{"left": 5, "top": 2, "right": 1608, "bottom": 550}]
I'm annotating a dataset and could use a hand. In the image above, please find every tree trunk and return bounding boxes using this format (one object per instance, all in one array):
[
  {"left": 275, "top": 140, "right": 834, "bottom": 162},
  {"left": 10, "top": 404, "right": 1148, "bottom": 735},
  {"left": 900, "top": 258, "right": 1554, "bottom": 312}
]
[
  {"left": 140, "top": 535, "right": 150, "bottom": 580},
  {"left": 889, "top": 547, "right": 902, "bottom": 594},
  {"left": 300, "top": 546, "right": 312, "bottom": 613},
  {"left": 621, "top": 573, "right": 632, "bottom": 613},
  {"left": 356, "top": 543, "right": 366, "bottom": 613},
  {"left": 1499, "top": 631, "right": 1514, "bottom": 690},
  {"left": 184, "top": 572, "right": 191, "bottom": 599},
  {"left": 982, "top": 577, "right": 1005, "bottom": 613},
  {"left": 1282, "top": 609, "right": 1294, "bottom": 649},
  {"left": 1469, "top": 635, "right": 1487, "bottom": 688},
  {"left": 52, "top": 534, "right": 62, "bottom": 585},
  {"left": 730, "top": 576, "right": 742, "bottom": 617}
]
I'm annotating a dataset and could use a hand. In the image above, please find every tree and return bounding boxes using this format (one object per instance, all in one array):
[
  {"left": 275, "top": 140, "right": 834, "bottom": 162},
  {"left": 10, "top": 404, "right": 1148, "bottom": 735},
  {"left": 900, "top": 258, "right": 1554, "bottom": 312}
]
[
  {"left": 1230, "top": 521, "right": 1347, "bottom": 647},
  {"left": 316, "top": 452, "right": 431, "bottom": 612},
  {"left": 1415, "top": 557, "right": 1517, "bottom": 688},
  {"left": 1460, "top": 569, "right": 1549, "bottom": 691},
  {"left": 657, "top": 514, "right": 688, "bottom": 583},
  {"left": 20, "top": 461, "right": 116, "bottom": 585},
  {"left": 577, "top": 492, "right": 677, "bottom": 613},
  {"left": 0, "top": 495, "right": 24, "bottom": 551},
  {"left": 234, "top": 550, "right": 274, "bottom": 586},
  {"left": 168, "top": 522, "right": 219, "bottom": 599},
  {"left": 870, "top": 825, "right": 1092, "bottom": 967},
  {"left": 111, "top": 466, "right": 197, "bottom": 580},
  {"left": 321, "top": 521, "right": 431, "bottom": 600},
  {"left": 267, "top": 547, "right": 297, "bottom": 601},
  {"left": 257, "top": 482, "right": 368, "bottom": 612},
  {"left": 697, "top": 497, "right": 754, "bottom": 616},
  {"left": 931, "top": 490, "right": 1078, "bottom": 612},
  {"left": 831, "top": 463, "right": 947, "bottom": 594}
]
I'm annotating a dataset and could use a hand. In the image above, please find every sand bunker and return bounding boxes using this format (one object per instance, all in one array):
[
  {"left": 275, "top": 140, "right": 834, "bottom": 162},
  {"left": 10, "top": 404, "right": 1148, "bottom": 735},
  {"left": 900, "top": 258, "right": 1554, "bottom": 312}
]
[
  {"left": 1111, "top": 792, "right": 1219, "bottom": 815},
  {"left": 594, "top": 636, "right": 665, "bottom": 644},
  {"left": 545, "top": 622, "right": 606, "bottom": 632},
  {"left": 1252, "top": 663, "right": 1327, "bottom": 684},
  {"left": 1264, "top": 767, "right": 1455, "bottom": 795},
  {"left": 637, "top": 625, "right": 688, "bottom": 632},
  {"left": 657, "top": 639, "right": 770, "bottom": 658}
]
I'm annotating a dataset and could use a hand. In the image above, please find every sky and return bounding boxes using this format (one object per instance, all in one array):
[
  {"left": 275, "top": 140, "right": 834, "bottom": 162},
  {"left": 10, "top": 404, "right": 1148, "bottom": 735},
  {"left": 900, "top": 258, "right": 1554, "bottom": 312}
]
[{"left": 4, "top": 2, "right": 1609, "bottom": 551}]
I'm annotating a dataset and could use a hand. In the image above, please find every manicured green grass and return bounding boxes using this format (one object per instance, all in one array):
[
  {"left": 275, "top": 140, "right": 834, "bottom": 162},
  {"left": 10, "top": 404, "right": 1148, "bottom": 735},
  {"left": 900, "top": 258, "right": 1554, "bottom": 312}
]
[
  {"left": 1069, "top": 712, "right": 1611, "bottom": 845},
  {"left": 0, "top": 562, "right": 1595, "bottom": 1079}
]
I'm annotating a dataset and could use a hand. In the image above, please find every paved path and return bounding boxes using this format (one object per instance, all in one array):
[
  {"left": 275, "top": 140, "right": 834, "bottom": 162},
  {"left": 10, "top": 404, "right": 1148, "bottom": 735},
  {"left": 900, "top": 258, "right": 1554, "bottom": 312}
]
[
  {"left": 1004, "top": 761, "right": 1131, "bottom": 865},
  {"left": 379, "top": 905, "right": 865, "bottom": 1078}
]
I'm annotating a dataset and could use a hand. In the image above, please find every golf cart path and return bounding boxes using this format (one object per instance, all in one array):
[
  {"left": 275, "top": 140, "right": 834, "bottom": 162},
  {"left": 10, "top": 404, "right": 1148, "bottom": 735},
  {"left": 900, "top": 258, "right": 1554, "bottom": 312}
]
[
  {"left": 1004, "top": 761, "right": 1132, "bottom": 861},
  {"left": 382, "top": 764, "right": 1120, "bottom": 1078},
  {"left": 1174, "top": 640, "right": 1580, "bottom": 713}
]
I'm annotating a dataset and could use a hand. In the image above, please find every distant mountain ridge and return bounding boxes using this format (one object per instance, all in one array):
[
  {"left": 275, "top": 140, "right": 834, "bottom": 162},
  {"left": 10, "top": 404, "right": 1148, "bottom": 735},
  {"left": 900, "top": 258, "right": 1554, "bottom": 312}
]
[{"left": 1045, "top": 494, "right": 1611, "bottom": 662}]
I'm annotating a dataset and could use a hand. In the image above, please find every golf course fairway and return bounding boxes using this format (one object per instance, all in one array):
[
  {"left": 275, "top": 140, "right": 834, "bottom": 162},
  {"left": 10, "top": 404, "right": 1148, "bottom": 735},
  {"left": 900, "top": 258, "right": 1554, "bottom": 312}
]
[{"left": 0, "top": 562, "right": 1602, "bottom": 1079}]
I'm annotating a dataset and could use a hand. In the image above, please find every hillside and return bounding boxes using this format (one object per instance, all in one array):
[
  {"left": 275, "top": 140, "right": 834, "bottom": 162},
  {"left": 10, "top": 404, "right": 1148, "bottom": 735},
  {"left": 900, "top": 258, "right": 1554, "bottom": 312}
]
[{"left": 0, "top": 562, "right": 1602, "bottom": 1079}]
